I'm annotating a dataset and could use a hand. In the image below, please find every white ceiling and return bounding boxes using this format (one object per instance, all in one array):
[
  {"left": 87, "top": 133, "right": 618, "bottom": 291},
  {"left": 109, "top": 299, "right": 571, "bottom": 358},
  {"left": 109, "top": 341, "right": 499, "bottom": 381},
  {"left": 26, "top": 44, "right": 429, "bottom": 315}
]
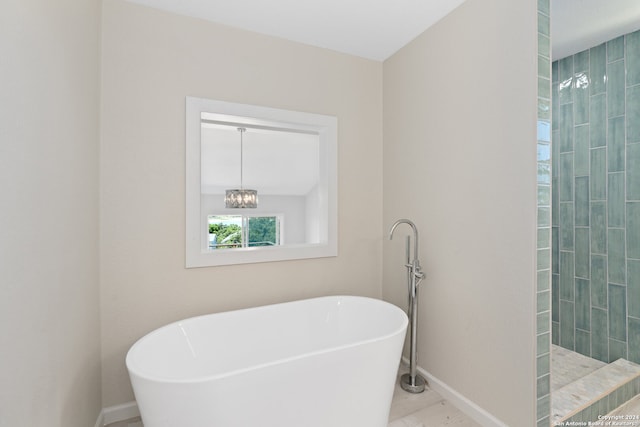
[
  {"left": 127, "top": 0, "right": 640, "bottom": 62},
  {"left": 124, "top": 0, "right": 467, "bottom": 61},
  {"left": 201, "top": 125, "right": 320, "bottom": 196},
  {"left": 552, "top": 0, "right": 640, "bottom": 60}
]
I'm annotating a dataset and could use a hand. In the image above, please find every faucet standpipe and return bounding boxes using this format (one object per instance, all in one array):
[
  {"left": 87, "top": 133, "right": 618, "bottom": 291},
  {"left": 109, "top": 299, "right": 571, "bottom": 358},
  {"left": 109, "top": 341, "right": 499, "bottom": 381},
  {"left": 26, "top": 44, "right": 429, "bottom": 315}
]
[{"left": 389, "top": 218, "right": 427, "bottom": 393}]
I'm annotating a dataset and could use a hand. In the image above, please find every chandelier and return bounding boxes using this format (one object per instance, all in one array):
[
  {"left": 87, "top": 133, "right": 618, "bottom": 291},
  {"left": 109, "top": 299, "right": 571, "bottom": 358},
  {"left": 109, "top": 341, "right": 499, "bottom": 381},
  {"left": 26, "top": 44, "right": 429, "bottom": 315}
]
[{"left": 225, "top": 127, "right": 258, "bottom": 208}]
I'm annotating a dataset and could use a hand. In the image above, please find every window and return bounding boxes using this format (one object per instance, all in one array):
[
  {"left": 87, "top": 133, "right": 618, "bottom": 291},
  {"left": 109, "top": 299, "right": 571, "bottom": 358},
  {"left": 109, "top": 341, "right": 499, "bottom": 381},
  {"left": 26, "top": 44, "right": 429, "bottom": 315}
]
[
  {"left": 208, "top": 215, "right": 281, "bottom": 250},
  {"left": 185, "top": 97, "right": 337, "bottom": 267}
]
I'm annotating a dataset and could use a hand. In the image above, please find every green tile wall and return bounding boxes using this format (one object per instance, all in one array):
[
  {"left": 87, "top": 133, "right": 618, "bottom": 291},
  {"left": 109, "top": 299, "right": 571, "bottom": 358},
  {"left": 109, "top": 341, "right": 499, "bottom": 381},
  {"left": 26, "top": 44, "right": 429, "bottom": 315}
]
[
  {"left": 552, "top": 29, "right": 640, "bottom": 367},
  {"left": 537, "top": 0, "right": 552, "bottom": 425}
]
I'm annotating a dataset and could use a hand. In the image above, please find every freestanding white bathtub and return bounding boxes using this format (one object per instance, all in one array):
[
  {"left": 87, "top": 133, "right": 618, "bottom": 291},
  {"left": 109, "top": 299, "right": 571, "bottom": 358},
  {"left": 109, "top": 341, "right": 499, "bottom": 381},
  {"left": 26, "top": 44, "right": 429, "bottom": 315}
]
[{"left": 126, "top": 295, "right": 407, "bottom": 427}]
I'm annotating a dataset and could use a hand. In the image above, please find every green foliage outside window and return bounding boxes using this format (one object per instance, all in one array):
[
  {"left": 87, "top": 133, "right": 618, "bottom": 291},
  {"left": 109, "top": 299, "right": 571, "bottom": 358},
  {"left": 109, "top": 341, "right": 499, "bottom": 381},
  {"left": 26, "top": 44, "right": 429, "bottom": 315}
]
[
  {"left": 248, "top": 217, "right": 277, "bottom": 246},
  {"left": 208, "top": 223, "right": 241, "bottom": 248},
  {"left": 208, "top": 215, "right": 279, "bottom": 249}
]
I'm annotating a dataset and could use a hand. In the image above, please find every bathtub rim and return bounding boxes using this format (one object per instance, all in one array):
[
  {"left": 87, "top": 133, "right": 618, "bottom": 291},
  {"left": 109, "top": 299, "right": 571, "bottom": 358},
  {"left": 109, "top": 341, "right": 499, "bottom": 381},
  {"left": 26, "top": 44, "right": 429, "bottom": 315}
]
[{"left": 126, "top": 295, "right": 408, "bottom": 385}]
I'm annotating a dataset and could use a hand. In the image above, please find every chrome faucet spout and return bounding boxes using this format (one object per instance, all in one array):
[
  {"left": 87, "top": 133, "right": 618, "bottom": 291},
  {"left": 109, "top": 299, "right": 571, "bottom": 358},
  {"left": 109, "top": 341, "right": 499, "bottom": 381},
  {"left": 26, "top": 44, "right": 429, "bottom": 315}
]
[{"left": 389, "top": 218, "right": 419, "bottom": 263}]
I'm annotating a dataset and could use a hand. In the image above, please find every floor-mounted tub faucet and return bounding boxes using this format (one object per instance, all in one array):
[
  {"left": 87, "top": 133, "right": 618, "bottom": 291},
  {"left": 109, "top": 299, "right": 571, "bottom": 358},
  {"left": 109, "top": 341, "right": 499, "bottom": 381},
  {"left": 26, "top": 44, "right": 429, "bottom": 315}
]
[{"left": 389, "top": 218, "right": 427, "bottom": 393}]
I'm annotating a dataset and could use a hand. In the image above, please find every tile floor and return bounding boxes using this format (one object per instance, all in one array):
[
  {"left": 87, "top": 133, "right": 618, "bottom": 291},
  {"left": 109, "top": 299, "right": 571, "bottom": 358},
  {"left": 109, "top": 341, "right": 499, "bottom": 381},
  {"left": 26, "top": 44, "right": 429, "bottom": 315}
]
[
  {"left": 551, "top": 344, "right": 605, "bottom": 391},
  {"left": 387, "top": 377, "right": 481, "bottom": 427},
  {"left": 105, "top": 367, "right": 480, "bottom": 427}
]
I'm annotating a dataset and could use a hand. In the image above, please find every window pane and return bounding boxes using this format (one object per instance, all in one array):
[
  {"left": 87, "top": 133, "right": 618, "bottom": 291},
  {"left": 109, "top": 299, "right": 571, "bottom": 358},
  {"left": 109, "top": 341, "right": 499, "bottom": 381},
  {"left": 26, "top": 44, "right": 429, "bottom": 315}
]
[
  {"left": 208, "top": 215, "right": 242, "bottom": 249},
  {"left": 248, "top": 217, "right": 279, "bottom": 247}
]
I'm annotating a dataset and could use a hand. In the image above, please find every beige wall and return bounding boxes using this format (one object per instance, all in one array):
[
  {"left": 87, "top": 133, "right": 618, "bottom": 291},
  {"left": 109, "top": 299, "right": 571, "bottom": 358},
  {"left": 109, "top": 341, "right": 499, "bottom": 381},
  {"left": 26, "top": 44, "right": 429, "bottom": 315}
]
[
  {"left": 0, "top": 0, "right": 102, "bottom": 426},
  {"left": 382, "top": 0, "right": 538, "bottom": 424},
  {"left": 100, "top": 0, "right": 383, "bottom": 406}
]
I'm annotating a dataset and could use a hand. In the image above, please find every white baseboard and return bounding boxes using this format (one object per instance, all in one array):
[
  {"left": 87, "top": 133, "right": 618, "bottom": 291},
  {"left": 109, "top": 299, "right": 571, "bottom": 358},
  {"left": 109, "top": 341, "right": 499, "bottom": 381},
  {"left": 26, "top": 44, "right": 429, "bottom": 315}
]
[
  {"left": 94, "top": 411, "right": 104, "bottom": 427},
  {"left": 95, "top": 401, "right": 140, "bottom": 426},
  {"left": 401, "top": 357, "right": 508, "bottom": 427}
]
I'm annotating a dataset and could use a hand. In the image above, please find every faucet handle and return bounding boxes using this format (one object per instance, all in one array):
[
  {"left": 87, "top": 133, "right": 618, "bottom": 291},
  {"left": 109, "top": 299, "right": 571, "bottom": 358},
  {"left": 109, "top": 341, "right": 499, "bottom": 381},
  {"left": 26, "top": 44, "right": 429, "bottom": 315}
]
[{"left": 413, "top": 261, "right": 425, "bottom": 279}]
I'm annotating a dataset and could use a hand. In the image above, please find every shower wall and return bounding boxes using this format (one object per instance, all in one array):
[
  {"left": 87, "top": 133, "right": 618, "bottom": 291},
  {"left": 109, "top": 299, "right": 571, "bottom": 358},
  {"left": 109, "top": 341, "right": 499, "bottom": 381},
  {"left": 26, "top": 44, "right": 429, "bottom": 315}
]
[{"left": 552, "top": 29, "right": 640, "bottom": 365}]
